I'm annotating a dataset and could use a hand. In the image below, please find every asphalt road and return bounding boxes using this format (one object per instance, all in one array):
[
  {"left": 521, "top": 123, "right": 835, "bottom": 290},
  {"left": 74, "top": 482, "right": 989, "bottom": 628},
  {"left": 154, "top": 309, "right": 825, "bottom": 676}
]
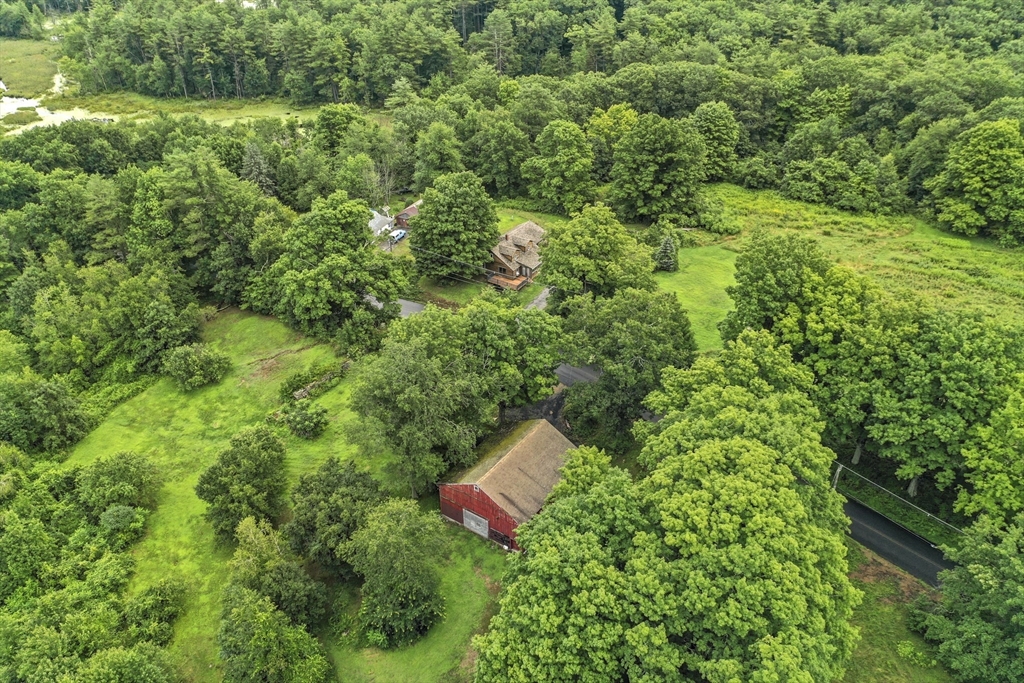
[{"left": 844, "top": 499, "right": 954, "bottom": 586}]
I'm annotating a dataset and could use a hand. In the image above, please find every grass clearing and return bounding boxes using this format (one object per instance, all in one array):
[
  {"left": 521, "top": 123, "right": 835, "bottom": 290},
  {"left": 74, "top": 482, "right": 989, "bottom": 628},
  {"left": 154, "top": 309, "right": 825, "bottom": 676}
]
[
  {"left": 844, "top": 542, "right": 951, "bottom": 683},
  {"left": 0, "top": 39, "right": 57, "bottom": 97},
  {"left": 46, "top": 91, "right": 319, "bottom": 124},
  {"left": 65, "top": 309, "right": 506, "bottom": 683},
  {"left": 1, "top": 108, "right": 42, "bottom": 126},
  {"left": 655, "top": 245, "right": 737, "bottom": 351},
  {"left": 657, "top": 184, "right": 1024, "bottom": 349}
]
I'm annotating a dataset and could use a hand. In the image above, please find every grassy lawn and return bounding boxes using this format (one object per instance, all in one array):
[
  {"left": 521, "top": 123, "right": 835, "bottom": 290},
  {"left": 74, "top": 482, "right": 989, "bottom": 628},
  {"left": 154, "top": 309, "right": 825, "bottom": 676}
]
[
  {"left": 655, "top": 245, "right": 737, "bottom": 351},
  {"left": 64, "top": 309, "right": 506, "bottom": 683},
  {"left": 845, "top": 542, "right": 952, "bottom": 683},
  {"left": 656, "top": 184, "right": 1024, "bottom": 350},
  {"left": 495, "top": 206, "right": 567, "bottom": 235},
  {"left": 0, "top": 39, "right": 58, "bottom": 97}
]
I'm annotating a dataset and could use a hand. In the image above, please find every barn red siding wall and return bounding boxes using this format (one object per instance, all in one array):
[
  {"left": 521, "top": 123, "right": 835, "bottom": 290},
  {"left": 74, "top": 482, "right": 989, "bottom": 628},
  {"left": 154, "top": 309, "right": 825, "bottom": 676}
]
[{"left": 439, "top": 483, "right": 521, "bottom": 550}]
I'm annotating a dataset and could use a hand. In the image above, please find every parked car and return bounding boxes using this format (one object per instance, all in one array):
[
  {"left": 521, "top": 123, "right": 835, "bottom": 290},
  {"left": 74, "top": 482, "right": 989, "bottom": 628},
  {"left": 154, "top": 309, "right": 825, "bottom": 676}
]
[{"left": 389, "top": 229, "right": 407, "bottom": 242}]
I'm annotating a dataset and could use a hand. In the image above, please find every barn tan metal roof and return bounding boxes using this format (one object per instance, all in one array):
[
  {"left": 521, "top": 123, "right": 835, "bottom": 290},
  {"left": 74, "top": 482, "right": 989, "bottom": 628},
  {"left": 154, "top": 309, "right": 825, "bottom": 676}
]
[{"left": 459, "top": 420, "right": 574, "bottom": 524}]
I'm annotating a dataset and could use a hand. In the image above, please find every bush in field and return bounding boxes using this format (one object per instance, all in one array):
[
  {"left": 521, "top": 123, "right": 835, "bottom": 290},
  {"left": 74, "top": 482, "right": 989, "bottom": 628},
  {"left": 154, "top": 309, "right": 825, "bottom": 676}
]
[
  {"left": 196, "top": 425, "right": 288, "bottom": 542},
  {"left": 283, "top": 400, "right": 330, "bottom": 440},
  {"left": 163, "top": 343, "right": 231, "bottom": 391},
  {"left": 345, "top": 499, "right": 448, "bottom": 648}
]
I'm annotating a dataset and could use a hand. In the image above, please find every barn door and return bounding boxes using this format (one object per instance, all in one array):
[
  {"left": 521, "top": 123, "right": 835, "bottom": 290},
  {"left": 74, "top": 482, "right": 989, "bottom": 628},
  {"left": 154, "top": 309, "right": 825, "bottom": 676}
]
[{"left": 462, "top": 509, "right": 489, "bottom": 538}]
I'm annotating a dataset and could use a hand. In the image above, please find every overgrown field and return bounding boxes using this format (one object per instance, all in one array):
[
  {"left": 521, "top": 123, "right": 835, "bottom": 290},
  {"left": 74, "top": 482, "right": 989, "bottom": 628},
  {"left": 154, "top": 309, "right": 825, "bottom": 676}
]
[
  {"left": 658, "top": 184, "right": 1024, "bottom": 349},
  {"left": 46, "top": 91, "right": 320, "bottom": 123},
  {"left": 844, "top": 543, "right": 952, "bottom": 683},
  {"left": 65, "top": 309, "right": 505, "bottom": 683},
  {"left": 0, "top": 39, "right": 57, "bottom": 97}
]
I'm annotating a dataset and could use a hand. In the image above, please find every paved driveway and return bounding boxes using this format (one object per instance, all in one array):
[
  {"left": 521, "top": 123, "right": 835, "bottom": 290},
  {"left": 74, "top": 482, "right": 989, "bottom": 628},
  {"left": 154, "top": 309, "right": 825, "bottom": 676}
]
[{"left": 399, "top": 299, "right": 425, "bottom": 317}]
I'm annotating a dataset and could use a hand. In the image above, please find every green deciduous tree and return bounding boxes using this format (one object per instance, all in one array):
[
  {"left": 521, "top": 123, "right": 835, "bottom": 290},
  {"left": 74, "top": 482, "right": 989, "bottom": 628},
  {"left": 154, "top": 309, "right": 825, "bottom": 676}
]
[
  {"left": 245, "top": 190, "right": 405, "bottom": 344},
  {"left": 352, "top": 296, "right": 560, "bottom": 494},
  {"left": 476, "top": 340, "right": 859, "bottom": 682},
  {"left": 609, "top": 113, "right": 707, "bottom": 222},
  {"left": 162, "top": 343, "right": 231, "bottom": 391},
  {"left": 282, "top": 399, "right": 329, "bottom": 440},
  {"left": 284, "top": 458, "right": 384, "bottom": 577},
  {"left": 409, "top": 171, "right": 498, "bottom": 281},
  {"left": 521, "top": 120, "right": 595, "bottom": 214},
  {"left": 466, "top": 111, "right": 532, "bottom": 198},
  {"left": 218, "top": 586, "right": 330, "bottom": 683},
  {"left": 562, "top": 287, "right": 696, "bottom": 439},
  {"left": 540, "top": 203, "right": 655, "bottom": 300},
  {"left": 413, "top": 122, "right": 464, "bottom": 191},
  {"left": 344, "top": 499, "right": 448, "bottom": 648},
  {"left": 0, "top": 369, "right": 89, "bottom": 453},
  {"left": 195, "top": 425, "right": 288, "bottom": 542},
  {"left": 229, "top": 517, "right": 326, "bottom": 628},
  {"left": 718, "top": 229, "right": 833, "bottom": 342},
  {"left": 76, "top": 644, "right": 175, "bottom": 683},
  {"left": 959, "top": 383, "right": 1024, "bottom": 522},
  {"left": 587, "top": 104, "right": 639, "bottom": 182},
  {"left": 691, "top": 101, "right": 741, "bottom": 181},
  {"left": 927, "top": 119, "right": 1024, "bottom": 245},
  {"left": 911, "top": 514, "right": 1024, "bottom": 683},
  {"left": 76, "top": 451, "right": 161, "bottom": 520}
]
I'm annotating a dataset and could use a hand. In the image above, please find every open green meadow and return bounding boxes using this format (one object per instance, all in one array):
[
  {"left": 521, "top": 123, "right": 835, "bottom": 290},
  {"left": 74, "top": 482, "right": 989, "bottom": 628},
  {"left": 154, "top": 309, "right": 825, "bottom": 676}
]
[
  {"left": 656, "top": 184, "right": 1024, "bottom": 349},
  {"left": 65, "top": 309, "right": 507, "bottom": 683},
  {"left": 655, "top": 245, "right": 737, "bottom": 351},
  {"left": 0, "top": 39, "right": 58, "bottom": 97}
]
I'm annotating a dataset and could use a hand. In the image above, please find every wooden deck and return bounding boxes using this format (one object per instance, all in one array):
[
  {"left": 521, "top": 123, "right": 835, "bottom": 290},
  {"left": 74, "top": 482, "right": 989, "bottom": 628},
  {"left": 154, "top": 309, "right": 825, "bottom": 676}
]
[{"left": 487, "top": 273, "right": 530, "bottom": 290}]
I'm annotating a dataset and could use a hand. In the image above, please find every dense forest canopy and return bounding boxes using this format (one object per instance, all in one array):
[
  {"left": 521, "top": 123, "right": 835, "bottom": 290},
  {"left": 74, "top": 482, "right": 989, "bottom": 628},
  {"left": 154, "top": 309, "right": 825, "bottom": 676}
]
[
  {"left": 2, "top": 0, "right": 1024, "bottom": 680},
  {"left": 21, "top": 0, "right": 1019, "bottom": 243}
]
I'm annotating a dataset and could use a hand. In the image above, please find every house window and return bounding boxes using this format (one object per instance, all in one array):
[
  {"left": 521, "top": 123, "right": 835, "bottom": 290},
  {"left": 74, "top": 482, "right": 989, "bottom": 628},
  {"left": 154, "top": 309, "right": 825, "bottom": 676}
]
[{"left": 498, "top": 267, "right": 507, "bottom": 274}]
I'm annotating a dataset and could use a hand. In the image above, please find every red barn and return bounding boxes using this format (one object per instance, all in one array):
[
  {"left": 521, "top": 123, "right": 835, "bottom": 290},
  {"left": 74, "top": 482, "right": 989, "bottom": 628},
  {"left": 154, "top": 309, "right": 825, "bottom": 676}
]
[{"left": 439, "top": 420, "right": 574, "bottom": 551}]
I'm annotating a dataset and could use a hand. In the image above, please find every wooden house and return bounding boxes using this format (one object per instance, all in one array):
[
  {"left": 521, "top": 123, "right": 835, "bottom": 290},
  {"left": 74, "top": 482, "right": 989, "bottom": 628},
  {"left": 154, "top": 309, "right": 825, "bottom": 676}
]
[
  {"left": 486, "top": 221, "right": 545, "bottom": 290},
  {"left": 438, "top": 420, "right": 574, "bottom": 550}
]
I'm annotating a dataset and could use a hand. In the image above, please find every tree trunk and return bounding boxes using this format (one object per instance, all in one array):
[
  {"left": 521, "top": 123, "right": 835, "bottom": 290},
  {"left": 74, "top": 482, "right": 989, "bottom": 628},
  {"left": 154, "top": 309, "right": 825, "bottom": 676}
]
[
  {"left": 907, "top": 475, "right": 920, "bottom": 498},
  {"left": 208, "top": 65, "right": 217, "bottom": 100},
  {"left": 498, "top": 401, "right": 507, "bottom": 425},
  {"left": 852, "top": 437, "right": 864, "bottom": 465},
  {"left": 234, "top": 56, "right": 243, "bottom": 98}
]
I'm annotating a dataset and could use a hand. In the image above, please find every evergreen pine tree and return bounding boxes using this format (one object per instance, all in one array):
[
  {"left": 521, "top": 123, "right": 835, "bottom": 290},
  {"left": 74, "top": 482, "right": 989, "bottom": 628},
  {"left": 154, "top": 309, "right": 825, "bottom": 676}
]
[
  {"left": 241, "top": 143, "right": 276, "bottom": 196},
  {"left": 655, "top": 234, "right": 678, "bottom": 272}
]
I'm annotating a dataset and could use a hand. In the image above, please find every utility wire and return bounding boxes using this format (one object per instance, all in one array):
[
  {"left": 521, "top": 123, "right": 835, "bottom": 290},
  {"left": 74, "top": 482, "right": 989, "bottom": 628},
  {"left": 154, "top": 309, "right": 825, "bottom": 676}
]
[{"left": 831, "top": 461, "right": 965, "bottom": 535}]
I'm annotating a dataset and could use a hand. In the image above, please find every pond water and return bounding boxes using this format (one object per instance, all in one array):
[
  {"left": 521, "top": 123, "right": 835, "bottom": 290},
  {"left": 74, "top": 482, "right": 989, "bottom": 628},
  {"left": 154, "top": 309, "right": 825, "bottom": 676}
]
[{"left": 1, "top": 94, "right": 117, "bottom": 135}]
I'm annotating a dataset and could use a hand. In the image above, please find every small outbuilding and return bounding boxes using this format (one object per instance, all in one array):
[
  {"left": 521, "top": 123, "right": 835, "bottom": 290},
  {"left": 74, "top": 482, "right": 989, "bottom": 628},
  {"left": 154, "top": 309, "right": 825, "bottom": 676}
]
[
  {"left": 395, "top": 199, "right": 422, "bottom": 228},
  {"left": 439, "top": 420, "right": 574, "bottom": 550}
]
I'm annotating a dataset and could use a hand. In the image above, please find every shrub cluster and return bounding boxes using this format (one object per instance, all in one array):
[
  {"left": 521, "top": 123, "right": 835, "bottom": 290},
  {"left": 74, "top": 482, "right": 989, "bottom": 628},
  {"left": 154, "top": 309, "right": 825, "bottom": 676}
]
[{"left": 163, "top": 343, "right": 231, "bottom": 391}]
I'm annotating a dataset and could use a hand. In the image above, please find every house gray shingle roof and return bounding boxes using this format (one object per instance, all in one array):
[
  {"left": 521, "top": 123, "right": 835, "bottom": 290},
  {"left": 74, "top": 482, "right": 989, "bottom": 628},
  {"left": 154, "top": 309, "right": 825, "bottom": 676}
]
[
  {"left": 491, "top": 221, "right": 545, "bottom": 272},
  {"left": 369, "top": 210, "right": 393, "bottom": 235}
]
